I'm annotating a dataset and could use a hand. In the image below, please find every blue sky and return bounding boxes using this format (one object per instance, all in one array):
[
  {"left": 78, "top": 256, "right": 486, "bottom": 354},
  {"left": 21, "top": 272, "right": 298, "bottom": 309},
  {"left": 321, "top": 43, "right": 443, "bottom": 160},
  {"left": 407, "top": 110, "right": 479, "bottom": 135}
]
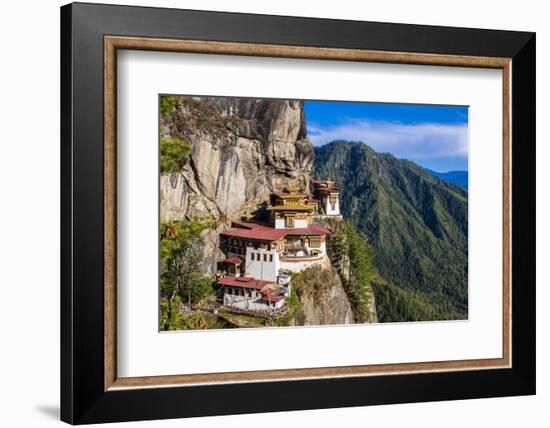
[{"left": 304, "top": 101, "right": 469, "bottom": 172}]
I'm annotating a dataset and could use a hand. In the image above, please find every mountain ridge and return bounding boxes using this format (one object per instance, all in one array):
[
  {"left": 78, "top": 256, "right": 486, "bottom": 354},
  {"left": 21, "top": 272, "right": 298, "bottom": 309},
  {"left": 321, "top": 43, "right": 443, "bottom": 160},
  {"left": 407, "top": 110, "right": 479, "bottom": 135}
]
[
  {"left": 426, "top": 168, "right": 468, "bottom": 189},
  {"left": 313, "top": 140, "right": 468, "bottom": 321}
]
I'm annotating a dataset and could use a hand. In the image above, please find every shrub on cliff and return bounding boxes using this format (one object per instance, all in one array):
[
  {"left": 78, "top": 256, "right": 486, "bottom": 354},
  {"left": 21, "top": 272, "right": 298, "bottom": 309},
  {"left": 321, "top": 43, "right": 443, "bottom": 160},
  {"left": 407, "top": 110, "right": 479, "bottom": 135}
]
[
  {"left": 345, "top": 222, "right": 377, "bottom": 322},
  {"left": 160, "top": 137, "right": 191, "bottom": 173}
]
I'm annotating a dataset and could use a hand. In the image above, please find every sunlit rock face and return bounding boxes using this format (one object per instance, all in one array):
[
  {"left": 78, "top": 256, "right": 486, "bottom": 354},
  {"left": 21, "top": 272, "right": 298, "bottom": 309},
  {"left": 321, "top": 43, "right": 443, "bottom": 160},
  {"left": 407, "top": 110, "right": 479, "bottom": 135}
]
[
  {"left": 160, "top": 97, "right": 313, "bottom": 223},
  {"left": 294, "top": 264, "right": 355, "bottom": 326}
]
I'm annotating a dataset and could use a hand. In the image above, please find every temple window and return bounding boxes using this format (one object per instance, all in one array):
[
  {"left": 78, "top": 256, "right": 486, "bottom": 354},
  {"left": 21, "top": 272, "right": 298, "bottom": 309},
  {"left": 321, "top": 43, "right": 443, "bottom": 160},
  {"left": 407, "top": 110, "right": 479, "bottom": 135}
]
[{"left": 310, "top": 237, "right": 321, "bottom": 248}]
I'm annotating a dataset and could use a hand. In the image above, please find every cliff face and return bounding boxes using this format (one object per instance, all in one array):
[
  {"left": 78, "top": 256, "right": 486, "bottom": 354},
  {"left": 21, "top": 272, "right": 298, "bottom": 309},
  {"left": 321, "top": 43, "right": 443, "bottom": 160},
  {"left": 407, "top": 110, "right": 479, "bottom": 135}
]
[
  {"left": 160, "top": 97, "right": 314, "bottom": 223},
  {"left": 291, "top": 263, "right": 355, "bottom": 326}
]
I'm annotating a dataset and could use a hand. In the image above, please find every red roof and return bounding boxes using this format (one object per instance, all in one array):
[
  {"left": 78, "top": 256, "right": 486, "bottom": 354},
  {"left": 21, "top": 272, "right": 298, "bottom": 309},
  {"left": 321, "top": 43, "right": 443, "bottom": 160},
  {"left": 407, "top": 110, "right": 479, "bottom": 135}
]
[
  {"left": 231, "top": 220, "right": 268, "bottom": 230},
  {"left": 217, "top": 276, "right": 272, "bottom": 290},
  {"left": 259, "top": 294, "right": 285, "bottom": 303},
  {"left": 316, "top": 187, "right": 340, "bottom": 193},
  {"left": 224, "top": 257, "right": 243, "bottom": 265},
  {"left": 259, "top": 286, "right": 285, "bottom": 303},
  {"left": 221, "top": 221, "right": 330, "bottom": 241},
  {"left": 221, "top": 227, "right": 288, "bottom": 241}
]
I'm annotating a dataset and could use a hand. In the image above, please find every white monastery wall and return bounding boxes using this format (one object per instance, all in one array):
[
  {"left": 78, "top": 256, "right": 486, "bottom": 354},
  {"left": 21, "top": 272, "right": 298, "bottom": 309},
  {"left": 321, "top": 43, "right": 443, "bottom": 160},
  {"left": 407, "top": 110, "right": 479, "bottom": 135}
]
[
  {"left": 280, "top": 258, "right": 325, "bottom": 273},
  {"left": 274, "top": 218, "right": 286, "bottom": 229},
  {"left": 293, "top": 218, "right": 309, "bottom": 228},
  {"left": 223, "top": 294, "right": 281, "bottom": 311},
  {"left": 323, "top": 196, "right": 340, "bottom": 216},
  {"left": 244, "top": 247, "right": 280, "bottom": 281}
]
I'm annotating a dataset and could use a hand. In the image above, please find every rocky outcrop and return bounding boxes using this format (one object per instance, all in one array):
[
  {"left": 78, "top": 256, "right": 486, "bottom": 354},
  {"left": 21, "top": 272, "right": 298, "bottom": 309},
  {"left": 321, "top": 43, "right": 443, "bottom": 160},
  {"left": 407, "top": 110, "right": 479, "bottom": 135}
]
[
  {"left": 160, "top": 97, "right": 314, "bottom": 223},
  {"left": 292, "top": 264, "right": 355, "bottom": 326},
  {"left": 365, "top": 295, "right": 378, "bottom": 323}
]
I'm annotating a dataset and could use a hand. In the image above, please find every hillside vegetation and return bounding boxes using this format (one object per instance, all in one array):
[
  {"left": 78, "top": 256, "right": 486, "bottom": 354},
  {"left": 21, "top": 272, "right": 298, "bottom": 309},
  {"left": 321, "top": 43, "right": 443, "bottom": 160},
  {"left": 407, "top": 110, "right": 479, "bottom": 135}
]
[{"left": 319, "top": 217, "right": 378, "bottom": 323}]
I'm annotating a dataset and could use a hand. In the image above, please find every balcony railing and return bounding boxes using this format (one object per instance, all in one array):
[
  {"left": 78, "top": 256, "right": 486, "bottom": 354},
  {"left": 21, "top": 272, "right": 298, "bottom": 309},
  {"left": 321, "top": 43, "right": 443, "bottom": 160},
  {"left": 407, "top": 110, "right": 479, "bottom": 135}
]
[{"left": 281, "top": 254, "right": 324, "bottom": 262}]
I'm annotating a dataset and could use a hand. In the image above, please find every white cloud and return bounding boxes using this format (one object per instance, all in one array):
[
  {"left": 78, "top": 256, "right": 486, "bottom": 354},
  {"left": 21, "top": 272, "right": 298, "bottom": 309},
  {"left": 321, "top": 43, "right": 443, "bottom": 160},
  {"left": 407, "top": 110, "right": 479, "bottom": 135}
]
[{"left": 307, "top": 119, "right": 468, "bottom": 161}]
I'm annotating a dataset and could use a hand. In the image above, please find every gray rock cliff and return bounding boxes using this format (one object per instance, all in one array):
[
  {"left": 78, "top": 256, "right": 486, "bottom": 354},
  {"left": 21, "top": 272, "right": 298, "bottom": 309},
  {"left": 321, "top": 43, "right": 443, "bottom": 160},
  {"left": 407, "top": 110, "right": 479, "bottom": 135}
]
[
  {"left": 292, "top": 263, "right": 355, "bottom": 326},
  {"left": 160, "top": 97, "right": 314, "bottom": 223}
]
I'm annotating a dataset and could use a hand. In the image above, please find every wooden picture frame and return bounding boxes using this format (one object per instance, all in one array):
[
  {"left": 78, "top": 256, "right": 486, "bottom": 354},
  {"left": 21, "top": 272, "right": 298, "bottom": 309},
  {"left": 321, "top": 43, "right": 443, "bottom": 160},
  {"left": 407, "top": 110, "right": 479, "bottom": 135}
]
[{"left": 61, "top": 2, "right": 535, "bottom": 424}]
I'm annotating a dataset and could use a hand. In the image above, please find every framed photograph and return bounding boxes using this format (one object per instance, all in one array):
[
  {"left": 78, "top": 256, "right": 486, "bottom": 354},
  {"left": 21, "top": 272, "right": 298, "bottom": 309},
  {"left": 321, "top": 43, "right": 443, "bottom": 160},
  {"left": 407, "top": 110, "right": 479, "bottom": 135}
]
[{"left": 61, "top": 2, "right": 535, "bottom": 424}]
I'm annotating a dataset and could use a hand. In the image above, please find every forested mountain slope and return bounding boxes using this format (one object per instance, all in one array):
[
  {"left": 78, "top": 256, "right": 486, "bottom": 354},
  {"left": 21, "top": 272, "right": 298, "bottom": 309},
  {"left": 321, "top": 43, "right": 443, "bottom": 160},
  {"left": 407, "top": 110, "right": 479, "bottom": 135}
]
[{"left": 314, "top": 141, "right": 468, "bottom": 321}]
